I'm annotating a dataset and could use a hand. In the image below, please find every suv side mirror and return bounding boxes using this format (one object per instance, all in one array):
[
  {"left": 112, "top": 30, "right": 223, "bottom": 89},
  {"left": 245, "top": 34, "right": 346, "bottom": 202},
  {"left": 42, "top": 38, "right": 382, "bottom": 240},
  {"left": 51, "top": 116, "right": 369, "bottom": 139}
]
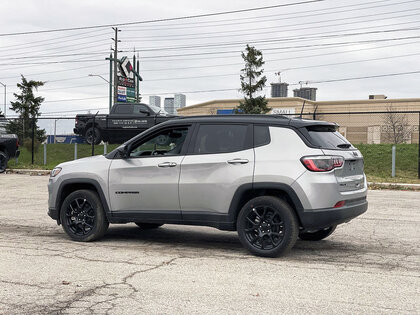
[
  {"left": 117, "top": 145, "right": 129, "bottom": 158},
  {"left": 139, "top": 109, "right": 150, "bottom": 116}
]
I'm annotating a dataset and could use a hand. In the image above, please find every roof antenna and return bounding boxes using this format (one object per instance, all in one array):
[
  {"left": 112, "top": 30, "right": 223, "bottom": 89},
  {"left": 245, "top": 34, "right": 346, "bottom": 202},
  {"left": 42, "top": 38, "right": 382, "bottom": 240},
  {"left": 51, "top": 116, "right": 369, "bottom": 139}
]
[{"left": 299, "top": 100, "right": 306, "bottom": 119}]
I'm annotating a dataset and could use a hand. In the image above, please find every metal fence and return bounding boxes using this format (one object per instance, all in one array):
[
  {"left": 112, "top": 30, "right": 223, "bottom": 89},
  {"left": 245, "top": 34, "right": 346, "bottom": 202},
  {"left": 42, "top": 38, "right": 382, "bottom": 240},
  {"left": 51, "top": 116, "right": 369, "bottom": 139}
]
[{"left": 2, "top": 110, "right": 420, "bottom": 177}]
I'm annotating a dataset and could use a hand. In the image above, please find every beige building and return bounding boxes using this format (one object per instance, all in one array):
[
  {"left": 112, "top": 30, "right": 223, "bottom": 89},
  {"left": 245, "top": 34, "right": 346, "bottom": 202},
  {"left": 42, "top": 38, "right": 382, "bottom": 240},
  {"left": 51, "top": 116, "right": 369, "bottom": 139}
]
[{"left": 177, "top": 96, "right": 420, "bottom": 144}]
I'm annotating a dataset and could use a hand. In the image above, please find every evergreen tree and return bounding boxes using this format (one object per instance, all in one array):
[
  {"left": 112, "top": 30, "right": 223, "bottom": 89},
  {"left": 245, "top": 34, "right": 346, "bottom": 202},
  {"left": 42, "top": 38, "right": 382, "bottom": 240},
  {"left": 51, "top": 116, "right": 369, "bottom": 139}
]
[
  {"left": 236, "top": 45, "right": 270, "bottom": 114},
  {"left": 6, "top": 75, "right": 46, "bottom": 142}
]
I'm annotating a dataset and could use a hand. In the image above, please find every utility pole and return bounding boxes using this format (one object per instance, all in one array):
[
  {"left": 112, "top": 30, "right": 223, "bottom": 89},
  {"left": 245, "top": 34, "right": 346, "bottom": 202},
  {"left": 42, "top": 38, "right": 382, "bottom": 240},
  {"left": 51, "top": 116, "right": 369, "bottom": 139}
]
[
  {"left": 0, "top": 82, "right": 6, "bottom": 117},
  {"left": 112, "top": 27, "right": 121, "bottom": 106}
]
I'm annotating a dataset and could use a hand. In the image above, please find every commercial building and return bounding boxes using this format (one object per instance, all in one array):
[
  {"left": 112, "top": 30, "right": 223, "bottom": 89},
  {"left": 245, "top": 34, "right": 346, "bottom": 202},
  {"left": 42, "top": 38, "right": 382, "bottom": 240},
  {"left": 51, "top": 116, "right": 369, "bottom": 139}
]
[
  {"left": 293, "top": 87, "right": 317, "bottom": 101},
  {"left": 177, "top": 96, "right": 420, "bottom": 144},
  {"left": 164, "top": 97, "right": 175, "bottom": 115},
  {"left": 174, "top": 94, "right": 186, "bottom": 112},
  {"left": 149, "top": 95, "right": 161, "bottom": 108},
  {"left": 271, "top": 82, "right": 289, "bottom": 97}
]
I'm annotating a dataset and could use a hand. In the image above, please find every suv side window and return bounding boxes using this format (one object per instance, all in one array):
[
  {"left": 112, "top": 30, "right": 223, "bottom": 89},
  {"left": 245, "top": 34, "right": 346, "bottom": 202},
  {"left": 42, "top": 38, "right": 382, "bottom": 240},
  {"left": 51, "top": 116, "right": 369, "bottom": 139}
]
[
  {"left": 254, "top": 125, "right": 271, "bottom": 147},
  {"left": 193, "top": 124, "right": 249, "bottom": 154},
  {"left": 129, "top": 127, "right": 189, "bottom": 157},
  {"left": 114, "top": 104, "right": 133, "bottom": 114}
]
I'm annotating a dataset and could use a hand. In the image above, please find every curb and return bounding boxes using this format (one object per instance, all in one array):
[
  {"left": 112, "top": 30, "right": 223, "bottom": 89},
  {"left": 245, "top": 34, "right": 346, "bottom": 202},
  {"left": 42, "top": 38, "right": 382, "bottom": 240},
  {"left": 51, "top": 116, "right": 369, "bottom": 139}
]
[{"left": 4, "top": 169, "right": 50, "bottom": 176}]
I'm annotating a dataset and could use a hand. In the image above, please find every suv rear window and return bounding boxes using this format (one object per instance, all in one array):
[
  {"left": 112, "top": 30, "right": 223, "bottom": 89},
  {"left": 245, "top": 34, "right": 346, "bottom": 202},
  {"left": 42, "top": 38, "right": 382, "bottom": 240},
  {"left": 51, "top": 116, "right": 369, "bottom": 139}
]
[
  {"left": 193, "top": 124, "right": 248, "bottom": 154},
  {"left": 306, "top": 125, "right": 354, "bottom": 150}
]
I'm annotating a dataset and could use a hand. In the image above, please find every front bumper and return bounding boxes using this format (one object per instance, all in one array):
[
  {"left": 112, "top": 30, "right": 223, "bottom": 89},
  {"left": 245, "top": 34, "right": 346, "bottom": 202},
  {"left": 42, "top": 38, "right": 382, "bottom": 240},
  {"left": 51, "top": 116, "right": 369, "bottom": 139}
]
[{"left": 299, "top": 197, "right": 368, "bottom": 230}]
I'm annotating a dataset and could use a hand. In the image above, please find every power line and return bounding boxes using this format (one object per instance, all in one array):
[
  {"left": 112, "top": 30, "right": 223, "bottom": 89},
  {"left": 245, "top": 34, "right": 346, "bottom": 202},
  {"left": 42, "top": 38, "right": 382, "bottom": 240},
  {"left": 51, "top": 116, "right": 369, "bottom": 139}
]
[
  {"left": 122, "top": 27, "right": 420, "bottom": 53},
  {"left": 5, "top": 25, "right": 419, "bottom": 63},
  {"left": 0, "top": 29, "right": 110, "bottom": 53},
  {"left": 309, "top": 70, "right": 420, "bottom": 84},
  {"left": 122, "top": 18, "right": 420, "bottom": 43},
  {"left": 123, "top": 0, "right": 397, "bottom": 30},
  {"left": 35, "top": 69, "right": 420, "bottom": 108},
  {"left": 119, "top": 6, "right": 420, "bottom": 32},
  {"left": 123, "top": 36, "right": 420, "bottom": 60},
  {"left": 0, "top": 64, "right": 106, "bottom": 81},
  {"left": 0, "top": 0, "right": 325, "bottom": 37}
]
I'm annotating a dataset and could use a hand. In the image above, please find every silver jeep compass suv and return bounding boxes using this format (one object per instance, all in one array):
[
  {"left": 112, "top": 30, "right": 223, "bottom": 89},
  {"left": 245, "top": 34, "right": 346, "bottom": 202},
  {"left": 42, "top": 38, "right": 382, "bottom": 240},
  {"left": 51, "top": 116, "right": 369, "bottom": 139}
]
[{"left": 48, "top": 115, "right": 367, "bottom": 257}]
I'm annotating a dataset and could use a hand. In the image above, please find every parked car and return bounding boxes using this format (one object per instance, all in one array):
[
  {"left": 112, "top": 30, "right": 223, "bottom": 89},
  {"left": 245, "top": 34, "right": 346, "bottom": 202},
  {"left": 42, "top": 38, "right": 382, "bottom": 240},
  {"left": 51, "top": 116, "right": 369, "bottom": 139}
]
[
  {"left": 74, "top": 103, "right": 177, "bottom": 145},
  {"left": 48, "top": 115, "right": 367, "bottom": 257},
  {"left": 0, "top": 116, "right": 20, "bottom": 173}
]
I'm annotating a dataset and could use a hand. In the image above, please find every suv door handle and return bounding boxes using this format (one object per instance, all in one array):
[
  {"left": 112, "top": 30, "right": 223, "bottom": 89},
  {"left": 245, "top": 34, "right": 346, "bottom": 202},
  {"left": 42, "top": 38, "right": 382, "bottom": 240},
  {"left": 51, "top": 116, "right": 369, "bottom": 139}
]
[
  {"left": 227, "top": 158, "right": 249, "bottom": 165},
  {"left": 158, "top": 162, "right": 177, "bottom": 168}
]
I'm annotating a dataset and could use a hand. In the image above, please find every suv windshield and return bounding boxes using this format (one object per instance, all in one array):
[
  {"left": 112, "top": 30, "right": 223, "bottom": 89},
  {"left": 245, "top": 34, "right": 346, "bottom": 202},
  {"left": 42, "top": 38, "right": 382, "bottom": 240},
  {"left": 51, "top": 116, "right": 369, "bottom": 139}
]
[
  {"left": 148, "top": 104, "right": 169, "bottom": 116},
  {"left": 306, "top": 125, "right": 354, "bottom": 150}
]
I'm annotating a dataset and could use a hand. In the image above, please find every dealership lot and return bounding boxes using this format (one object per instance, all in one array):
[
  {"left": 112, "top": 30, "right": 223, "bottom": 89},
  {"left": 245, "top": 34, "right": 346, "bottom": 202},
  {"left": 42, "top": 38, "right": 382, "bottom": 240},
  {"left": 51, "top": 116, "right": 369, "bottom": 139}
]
[{"left": 0, "top": 174, "right": 418, "bottom": 314}]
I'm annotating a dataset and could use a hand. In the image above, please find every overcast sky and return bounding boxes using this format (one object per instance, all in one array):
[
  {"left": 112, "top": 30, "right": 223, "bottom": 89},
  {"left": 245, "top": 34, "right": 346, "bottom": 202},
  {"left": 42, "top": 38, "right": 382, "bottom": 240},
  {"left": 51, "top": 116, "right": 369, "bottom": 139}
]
[{"left": 1, "top": 0, "right": 420, "bottom": 133}]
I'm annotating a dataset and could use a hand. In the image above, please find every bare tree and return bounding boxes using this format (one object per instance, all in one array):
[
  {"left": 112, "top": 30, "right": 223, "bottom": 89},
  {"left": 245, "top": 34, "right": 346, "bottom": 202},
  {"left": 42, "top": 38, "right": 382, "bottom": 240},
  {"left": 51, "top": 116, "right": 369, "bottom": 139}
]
[{"left": 382, "top": 104, "right": 412, "bottom": 144}]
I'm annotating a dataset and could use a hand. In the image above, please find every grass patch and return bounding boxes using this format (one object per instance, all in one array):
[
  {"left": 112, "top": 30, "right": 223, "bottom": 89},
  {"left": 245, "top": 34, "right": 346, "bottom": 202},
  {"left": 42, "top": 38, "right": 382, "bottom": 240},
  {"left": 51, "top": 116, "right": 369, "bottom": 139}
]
[
  {"left": 8, "top": 143, "right": 120, "bottom": 170},
  {"left": 356, "top": 143, "right": 420, "bottom": 184},
  {"left": 7, "top": 143, "right": 420, "bottom": 184}
]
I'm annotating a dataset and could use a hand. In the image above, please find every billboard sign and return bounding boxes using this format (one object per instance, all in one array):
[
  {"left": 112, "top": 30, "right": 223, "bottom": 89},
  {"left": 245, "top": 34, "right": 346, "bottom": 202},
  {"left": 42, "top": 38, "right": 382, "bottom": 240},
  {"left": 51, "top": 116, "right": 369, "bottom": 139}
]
[{"left": 117, "top": 56, "right": 136, "bottom": 103}]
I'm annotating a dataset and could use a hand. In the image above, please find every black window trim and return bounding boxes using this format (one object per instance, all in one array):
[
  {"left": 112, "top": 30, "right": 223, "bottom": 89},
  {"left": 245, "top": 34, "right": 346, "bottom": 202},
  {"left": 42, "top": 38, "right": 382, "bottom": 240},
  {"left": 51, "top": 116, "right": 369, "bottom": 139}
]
[{"left": 187, "top": 123, "right": 253, "bottom": 155}]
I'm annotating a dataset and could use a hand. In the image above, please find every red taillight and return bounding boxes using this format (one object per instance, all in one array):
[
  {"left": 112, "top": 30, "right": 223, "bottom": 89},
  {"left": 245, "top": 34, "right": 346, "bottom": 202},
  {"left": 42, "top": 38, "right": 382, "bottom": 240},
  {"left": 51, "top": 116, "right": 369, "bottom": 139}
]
[
  {"left": 334, "top": 200, "right": 346, "bottom": 208},
  {"left": 16, "top": 138, "right": 19, "bottom": 148},
  {"left": 301, "top": 156, "right": 344, "bottom": 172}
]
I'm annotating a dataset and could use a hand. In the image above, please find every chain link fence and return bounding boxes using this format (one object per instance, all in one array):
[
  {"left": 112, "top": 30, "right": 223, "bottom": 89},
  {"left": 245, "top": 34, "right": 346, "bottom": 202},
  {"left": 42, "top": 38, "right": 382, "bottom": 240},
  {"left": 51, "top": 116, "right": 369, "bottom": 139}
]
[{"left": 1, "top": 111, "right": 419, "bottom": 178}]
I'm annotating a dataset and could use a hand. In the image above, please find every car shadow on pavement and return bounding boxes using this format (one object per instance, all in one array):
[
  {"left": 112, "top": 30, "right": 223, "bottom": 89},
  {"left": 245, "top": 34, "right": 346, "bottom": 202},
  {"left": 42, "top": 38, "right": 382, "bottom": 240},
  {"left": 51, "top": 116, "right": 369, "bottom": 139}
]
[{"left": 97, "top": 224, "right": 362, "bottom": 259}]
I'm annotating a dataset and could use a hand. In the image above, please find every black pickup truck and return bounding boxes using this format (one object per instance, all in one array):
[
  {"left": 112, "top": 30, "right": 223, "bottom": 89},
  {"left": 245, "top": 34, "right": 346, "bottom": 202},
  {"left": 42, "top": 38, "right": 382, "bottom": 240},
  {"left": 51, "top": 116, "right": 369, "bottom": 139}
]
[
  {"left": 74, "top": 103, "right": 177, "bottom": 144},
  {"left": 0, "top": 116, "right": 20, "bottom": 173}
]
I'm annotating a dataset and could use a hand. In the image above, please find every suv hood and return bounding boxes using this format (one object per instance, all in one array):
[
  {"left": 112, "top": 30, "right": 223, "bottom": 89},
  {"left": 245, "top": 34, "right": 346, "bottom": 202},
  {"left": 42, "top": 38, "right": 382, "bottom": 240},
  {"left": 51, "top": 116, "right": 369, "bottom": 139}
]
[{"left": 58, "top": 154, "right": 108, "bottom": 168}]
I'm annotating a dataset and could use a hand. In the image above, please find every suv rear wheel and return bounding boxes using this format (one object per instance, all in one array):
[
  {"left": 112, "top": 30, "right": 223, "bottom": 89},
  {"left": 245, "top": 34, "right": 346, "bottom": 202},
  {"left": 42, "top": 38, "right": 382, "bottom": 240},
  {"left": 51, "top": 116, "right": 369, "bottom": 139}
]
[
  {"left": 299, "top": 226, "right": 336, "bottom": 241},
  {"left": 85, "top": 127, "right": 101, "bottom": 145},
  {"left": 237, "top": 196, "right": 299, "bottom": 257},
  {"left": 135, "top": 223, "right": 163, "bottom": 229},
  {"left": 60, "top": 189, "right": 109, "bottom": 242}
]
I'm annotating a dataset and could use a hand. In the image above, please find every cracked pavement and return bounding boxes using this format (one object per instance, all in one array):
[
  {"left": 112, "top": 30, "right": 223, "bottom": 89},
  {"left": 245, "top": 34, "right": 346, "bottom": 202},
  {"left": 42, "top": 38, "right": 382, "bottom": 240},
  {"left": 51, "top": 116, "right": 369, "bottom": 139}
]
[{"left": 0, "top": 174, "right": 419, "bottom": 314}]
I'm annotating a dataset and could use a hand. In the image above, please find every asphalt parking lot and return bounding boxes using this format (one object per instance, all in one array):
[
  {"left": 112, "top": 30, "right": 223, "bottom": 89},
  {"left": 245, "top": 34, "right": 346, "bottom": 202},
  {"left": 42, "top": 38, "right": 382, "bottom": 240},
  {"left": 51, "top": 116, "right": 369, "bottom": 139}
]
[{"left": 0, "top": 174, "right": 419, "bottom": 314}]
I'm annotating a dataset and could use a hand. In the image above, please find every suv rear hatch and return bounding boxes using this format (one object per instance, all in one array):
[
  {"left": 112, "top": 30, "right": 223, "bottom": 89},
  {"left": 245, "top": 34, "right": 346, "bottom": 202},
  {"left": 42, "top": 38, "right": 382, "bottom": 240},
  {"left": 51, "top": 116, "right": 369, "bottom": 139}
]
[{"left": 304, "top": 124, "right": 365, "bottom": 192}]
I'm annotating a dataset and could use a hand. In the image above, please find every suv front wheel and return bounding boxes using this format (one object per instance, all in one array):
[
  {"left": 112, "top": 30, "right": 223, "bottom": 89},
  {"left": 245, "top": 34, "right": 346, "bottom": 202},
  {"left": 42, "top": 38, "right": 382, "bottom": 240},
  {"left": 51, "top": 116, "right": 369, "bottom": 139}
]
[
  {"left": 237, "top": 196, "right": 299, "bottom": 257},
  {"left": 60, "top": 189, "right": 109, "bottom": 242}
]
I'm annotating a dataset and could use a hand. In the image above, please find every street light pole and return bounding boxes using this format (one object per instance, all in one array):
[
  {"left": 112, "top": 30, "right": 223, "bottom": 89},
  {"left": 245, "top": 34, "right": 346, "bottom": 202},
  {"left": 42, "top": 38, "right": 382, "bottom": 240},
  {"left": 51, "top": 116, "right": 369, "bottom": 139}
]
[
  {"left": 0, "top": 82, "right": 6, "bottom": 117},
  {"left": 88, "top": 74, "right": 111, "bottom": 113}
]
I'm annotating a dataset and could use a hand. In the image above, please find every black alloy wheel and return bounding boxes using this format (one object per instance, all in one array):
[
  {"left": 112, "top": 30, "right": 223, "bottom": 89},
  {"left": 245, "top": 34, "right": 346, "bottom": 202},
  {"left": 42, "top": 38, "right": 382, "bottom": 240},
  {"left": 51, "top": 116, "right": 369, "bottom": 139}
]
[
  {"left": 65, "top": 197, "right": 96, "bottom": 236},
  {"left": 237, "top": 196, "right": 298, "bottom": 257},
  {"left": 244, "top": 206, "right": 285, "bottom": 250},
  {"left": 60, "top": 190, "right": 109, "bottom": 242}
]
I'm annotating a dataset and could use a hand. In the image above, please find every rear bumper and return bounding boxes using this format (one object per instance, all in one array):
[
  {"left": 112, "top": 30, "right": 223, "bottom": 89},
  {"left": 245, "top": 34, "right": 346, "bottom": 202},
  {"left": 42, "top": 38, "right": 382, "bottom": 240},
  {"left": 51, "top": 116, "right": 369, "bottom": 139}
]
[
  {"left": 15, "top": 149, "right": 20, "bottom": 158},
  {"left": 48, "top": 207, "right": 59, "bottom": 221},
  {"left": 300, "top": 198, "right": 368, "bottom": 230}
]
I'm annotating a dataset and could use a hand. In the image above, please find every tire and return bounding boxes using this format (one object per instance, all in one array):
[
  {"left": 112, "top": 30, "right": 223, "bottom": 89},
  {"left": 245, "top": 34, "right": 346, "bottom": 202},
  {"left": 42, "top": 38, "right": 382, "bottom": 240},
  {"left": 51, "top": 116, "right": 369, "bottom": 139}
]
[
  {"left": 85, "top": 127, "right": 101, "bottom": 145},
  {"left": 299, "top": 226, "right": 336, "bottom": 241},
  {"left": 135, "top": 223, "right": 163, "bottom": 229},
  {"left": 0, "top": 151, "right": 9, "bottom": 173},
  {"left": 237, "top": 196, "right": 299, "bottom": 257},
  {"left": 60, "top": 189, "right": 109, "bottom": 242}
]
